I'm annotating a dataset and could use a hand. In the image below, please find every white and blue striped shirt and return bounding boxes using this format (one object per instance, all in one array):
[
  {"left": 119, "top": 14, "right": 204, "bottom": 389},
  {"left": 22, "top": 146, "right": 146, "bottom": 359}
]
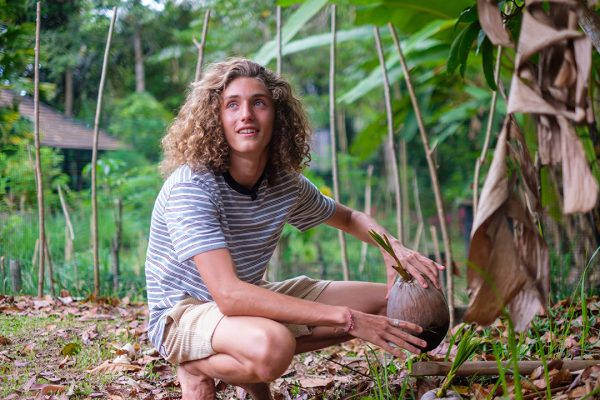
[{"left": 145, "top": 165, "right": 336, "bottom": 353}]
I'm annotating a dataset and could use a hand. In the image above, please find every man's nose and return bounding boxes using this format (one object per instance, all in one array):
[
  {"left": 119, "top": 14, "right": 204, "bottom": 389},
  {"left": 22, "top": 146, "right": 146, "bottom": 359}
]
[{"left": 240, "top": 102, "right": 254, "bottom": 120}]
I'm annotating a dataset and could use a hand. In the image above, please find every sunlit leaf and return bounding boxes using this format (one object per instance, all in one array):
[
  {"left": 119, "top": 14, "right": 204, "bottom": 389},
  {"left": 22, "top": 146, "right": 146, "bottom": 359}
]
[
  {"left": 253, "top": 0, "right": 328, "bottom": 65},
  {"left": 60, "top": 342, "right": 81, "bottom": 356}
]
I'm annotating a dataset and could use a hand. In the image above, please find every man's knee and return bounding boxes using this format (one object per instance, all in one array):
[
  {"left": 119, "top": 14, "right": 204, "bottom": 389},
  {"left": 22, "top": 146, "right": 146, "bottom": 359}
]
[{"left": 245, "top": 323, "right": 295, "bottom": 382}]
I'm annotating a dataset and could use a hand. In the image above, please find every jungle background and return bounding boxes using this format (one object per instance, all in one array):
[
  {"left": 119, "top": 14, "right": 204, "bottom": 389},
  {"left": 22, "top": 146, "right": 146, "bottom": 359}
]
[{"left": 2, "top": 0, "right": 600, "bottom": 398}]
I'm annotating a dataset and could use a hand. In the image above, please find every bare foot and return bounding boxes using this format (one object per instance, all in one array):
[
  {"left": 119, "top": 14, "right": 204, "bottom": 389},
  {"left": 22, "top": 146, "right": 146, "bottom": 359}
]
[
  {"left": 237, "top": 383, "right": 273, "bottom": 400},
  {"left": 177, "top": 364, "right": 216, "bottom": 400}
]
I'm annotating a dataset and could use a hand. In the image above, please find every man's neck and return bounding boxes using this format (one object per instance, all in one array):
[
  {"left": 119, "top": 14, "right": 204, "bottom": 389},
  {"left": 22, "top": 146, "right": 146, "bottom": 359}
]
[{"left": 228, "top": 155, "right": 268, "bottom": 189}]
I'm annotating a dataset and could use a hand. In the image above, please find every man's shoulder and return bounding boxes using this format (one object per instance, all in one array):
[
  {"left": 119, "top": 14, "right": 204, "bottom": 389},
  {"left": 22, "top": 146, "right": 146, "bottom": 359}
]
[{"left": 161, "top": 165, "right": 219, "bottom": 198}]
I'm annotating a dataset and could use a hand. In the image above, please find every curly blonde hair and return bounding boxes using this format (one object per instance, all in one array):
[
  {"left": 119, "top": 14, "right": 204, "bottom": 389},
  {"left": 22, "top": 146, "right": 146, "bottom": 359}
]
[{"left": 160, "top": 58, "right": 312, "bottom": 179}]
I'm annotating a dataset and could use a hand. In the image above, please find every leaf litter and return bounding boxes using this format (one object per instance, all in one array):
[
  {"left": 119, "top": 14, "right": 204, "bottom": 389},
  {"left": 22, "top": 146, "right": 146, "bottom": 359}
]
[{"left": 0, "top": 293, "right": 599, "bottom": 399}]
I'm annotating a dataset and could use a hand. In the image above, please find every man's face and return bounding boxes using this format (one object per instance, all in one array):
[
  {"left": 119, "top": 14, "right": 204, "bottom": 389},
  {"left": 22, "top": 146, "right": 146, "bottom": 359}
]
[{"left": 220, "top": 77, "right": 275, "bottom": 161}]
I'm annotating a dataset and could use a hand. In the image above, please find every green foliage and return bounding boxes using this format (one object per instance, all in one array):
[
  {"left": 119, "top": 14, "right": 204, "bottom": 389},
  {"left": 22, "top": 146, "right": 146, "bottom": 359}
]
[
  {"left": 108, "top": 92, "right": 172, "bottom": 161},
  {"left": 254, "top": 0, "right": 329, "bottom": 65},
  {"left": 0, "top": 105, "right": 33, "bottom": 147},
  {"left": 0, "top": 145, "right": 68, "bottom": 212}
]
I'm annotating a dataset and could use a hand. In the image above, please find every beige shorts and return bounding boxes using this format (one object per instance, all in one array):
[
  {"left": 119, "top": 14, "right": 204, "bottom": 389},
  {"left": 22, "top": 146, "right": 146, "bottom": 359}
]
[{"left": 162, "top": 275, "right": 331, "bottom": 365}]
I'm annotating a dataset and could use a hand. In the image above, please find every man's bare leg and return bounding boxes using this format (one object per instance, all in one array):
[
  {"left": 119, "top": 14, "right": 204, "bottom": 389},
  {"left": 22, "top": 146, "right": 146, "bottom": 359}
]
[
  {"left": 176, "top": 316, "right": 294, "bottom": 400},
  {"left": 177, "top": 363, "right": 216, "bottom": 400}
]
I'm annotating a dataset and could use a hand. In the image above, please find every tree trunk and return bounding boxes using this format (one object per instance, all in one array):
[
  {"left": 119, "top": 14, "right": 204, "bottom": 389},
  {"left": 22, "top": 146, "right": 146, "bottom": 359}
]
[
  {"left": 10, "top": 259, "right": 21, "bottom": 293},
  {"left": 133, "top": 26, "right": 145, "bottom": 92},
  {"left": 64, "top": 68, "right": 73, "bottom": 117}
]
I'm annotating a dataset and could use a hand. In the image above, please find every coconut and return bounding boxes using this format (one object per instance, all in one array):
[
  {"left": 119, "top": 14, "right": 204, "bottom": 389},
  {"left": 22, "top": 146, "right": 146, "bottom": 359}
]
[
  {"left": 387, "top": 277, "right": 450, "bottom": 352},
  {"left": 369, "top": 230, "right": 450, "bottom": 352}
]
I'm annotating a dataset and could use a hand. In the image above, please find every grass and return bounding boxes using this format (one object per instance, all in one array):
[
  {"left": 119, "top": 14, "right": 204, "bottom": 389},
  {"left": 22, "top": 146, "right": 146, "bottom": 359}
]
[{"left": 0, "top": 312, "right": 143, "bottom": 399}]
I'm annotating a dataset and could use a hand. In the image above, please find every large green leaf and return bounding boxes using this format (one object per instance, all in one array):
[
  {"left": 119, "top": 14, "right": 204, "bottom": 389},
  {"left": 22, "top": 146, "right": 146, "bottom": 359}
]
[
  {"left": 253, "top": 0, "right": 328, "bottom": 66},
  {"left": 282, "top": 26, "right": 373, "bottom": 55},
  {"left": 348, "top": 0, "right": 473, "bottom": 32},
  {"left": 338, "top": 19, "right": 453, "bottom": 104}
]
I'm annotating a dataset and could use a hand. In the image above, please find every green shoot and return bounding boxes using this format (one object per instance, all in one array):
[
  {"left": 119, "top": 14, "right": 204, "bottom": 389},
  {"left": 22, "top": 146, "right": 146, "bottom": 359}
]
[
  {"left": 436, "top": 326, "right": 480, "bottom": 397},
  {"left": 368, "top": 229, "right": 412, "bottom": 281},
  {"left": 580, "top": 246, "right": 599, "bottom": 350},
  {"left": 506, "top": 315, "right": 523, "bottom": 400},
  {"left": 493, "top": 342, "right": 509, "bottom": 395}
]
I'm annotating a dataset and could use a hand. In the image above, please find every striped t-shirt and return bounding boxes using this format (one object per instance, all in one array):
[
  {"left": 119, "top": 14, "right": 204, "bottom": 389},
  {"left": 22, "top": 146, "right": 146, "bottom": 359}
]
[{"left": 145, "top": 165, "right": 336, "bottom": 353}]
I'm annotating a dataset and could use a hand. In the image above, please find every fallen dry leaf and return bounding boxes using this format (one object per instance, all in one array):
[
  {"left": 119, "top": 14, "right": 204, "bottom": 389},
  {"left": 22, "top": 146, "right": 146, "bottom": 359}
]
[{"left": 87, "top": 359, "right": 142, "bottom": 374}]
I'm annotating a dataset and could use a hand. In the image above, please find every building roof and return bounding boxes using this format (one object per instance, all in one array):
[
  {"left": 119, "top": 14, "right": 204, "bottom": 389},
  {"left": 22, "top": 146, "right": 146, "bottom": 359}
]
[{"left": 1, "top": 89, "right": 125, "bottom": 151}]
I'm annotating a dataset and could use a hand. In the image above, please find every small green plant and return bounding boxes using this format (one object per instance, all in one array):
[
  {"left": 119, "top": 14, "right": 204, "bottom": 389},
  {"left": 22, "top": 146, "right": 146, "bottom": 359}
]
[{"left": 435, "top": 326, "right": 479, "bottom": 397}]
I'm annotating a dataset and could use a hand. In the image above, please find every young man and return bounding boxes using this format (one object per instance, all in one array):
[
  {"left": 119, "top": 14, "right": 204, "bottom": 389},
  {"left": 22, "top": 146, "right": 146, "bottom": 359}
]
[{"left": 146, "top": 58, "right": 444, "bottom": 399}]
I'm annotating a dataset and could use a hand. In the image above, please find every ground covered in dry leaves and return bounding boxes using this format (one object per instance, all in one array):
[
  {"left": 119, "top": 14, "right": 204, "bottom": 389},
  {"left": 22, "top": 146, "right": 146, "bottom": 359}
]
[{"left": 0, "top": 294, "right": 599, "bottom": 399}]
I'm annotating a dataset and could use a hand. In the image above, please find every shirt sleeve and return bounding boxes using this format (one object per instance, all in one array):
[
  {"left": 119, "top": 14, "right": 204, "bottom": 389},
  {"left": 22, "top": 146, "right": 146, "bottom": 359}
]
[
  {"left": 288, "top": 174, "right": 336, "bottom": 232},
  {"left": 164, "top": 182, "right": 227, "bottom": 263}
]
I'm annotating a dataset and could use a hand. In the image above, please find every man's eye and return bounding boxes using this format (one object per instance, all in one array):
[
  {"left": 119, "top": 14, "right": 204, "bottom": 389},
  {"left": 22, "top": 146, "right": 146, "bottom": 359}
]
[
  {"left": 255, "top": 99, "right": 266, "bottom": 107},
  {"left": 226, "top": 102, "right": 238, "bottom": 109}
]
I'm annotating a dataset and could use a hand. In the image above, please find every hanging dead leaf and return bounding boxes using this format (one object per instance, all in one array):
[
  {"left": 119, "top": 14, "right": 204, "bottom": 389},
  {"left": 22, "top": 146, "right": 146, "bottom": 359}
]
[
  {"left": 466, "top": 119, "right": 549, "bottom": 330},
  {"left": 477, "top": 0, "right": 513, "bottom": 46},
  {"left": 506, "top": 0, "right": 597, "bottom": 214}
]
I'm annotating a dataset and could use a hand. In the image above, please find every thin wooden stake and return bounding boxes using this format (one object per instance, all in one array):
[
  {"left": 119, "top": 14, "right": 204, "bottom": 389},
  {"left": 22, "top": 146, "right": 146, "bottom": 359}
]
[
  {"left": 412, "top": 175, "right": 425, "bottom": 251},
  {"left": 400, "top": 138, "right": 410, "bottom": 243},
  {"left": 33, "top": 1, "right": 46, "bottom": 298},
  {"left": 430, "top": 226, "right": 442, "bottom": 269},
  {"left": 193, "top": 10, "right": 210, "bottom": 82},
  {"left": 329, "top": 4, "right": 350, "bottom": 281},
  {"left": 57, "top": 185, "right": 74, "bottom": 262},
  {"left": 44, "top": 238, "right": 55, "bottom": 296},
  {"left": 359, "top": 165, "right": 374, "bottom": 275},
  {"left": 373, "top": 27, "right": 403, "bottom": 242},
  {"left": 388, "top": 23, "right": 455, "bottom": 326},
  {"left": 473, "top": 46, "right": 503, "bottom": 215},
  {"left": 276, "top": 6, "right": 282, "bottom": 75},
  {"left": 92, "top": 7, "right": 118, "bottom": 299}
]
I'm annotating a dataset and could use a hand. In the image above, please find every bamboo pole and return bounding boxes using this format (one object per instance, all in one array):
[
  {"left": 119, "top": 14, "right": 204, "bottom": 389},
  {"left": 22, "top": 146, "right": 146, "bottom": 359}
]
[
  {"left": 388, "top": 23, "right": 455, "bottom": 325},
  {"left": 33, "top": 1, "right": 46, "bottom": 298},
  {"left": 473, "top": 46, "right": 503, "bottom": 215},
  {"left": 193, "top": 10, "right": 210, "bottom": 82},
  {"left": 276, "top": 6, "right": 282, "bottom": 75},
  {"left": 359, "top": 165, "right": 374, "bottom": 275},
  {"left": 373, "top": 27, "right": 403, "bottom": 242},
  {"left": 91, "top": 7, "right": 118, "bottom": 299},
  {"left": 329, "top": 4, "right": 350, "bottom": 281}
]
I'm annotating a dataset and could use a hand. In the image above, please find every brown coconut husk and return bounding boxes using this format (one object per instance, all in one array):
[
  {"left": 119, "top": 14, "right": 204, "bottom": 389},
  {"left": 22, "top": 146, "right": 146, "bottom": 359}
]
[{"left": 386, "top": 277, "right": 450, "bottom": 352}]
